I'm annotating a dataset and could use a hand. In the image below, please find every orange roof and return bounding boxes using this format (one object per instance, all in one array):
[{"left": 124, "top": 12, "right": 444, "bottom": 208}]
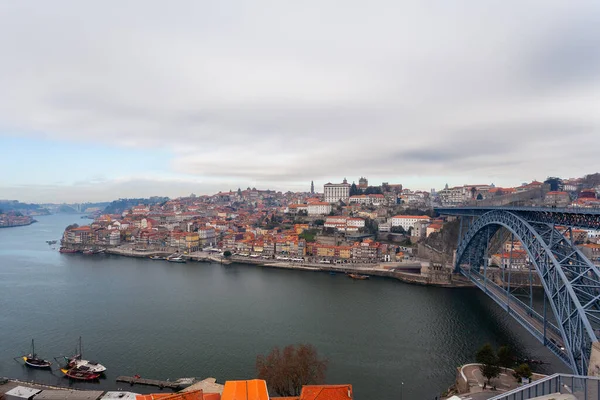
[
  {"left": 299, "top": 385, "right": 353, "bottom": 400},
  {"left": 221, "top": 380, "right": 269, "bottom": 400},
  {"left": 136, "top": 395, "right": 172, "bottom": 400}
]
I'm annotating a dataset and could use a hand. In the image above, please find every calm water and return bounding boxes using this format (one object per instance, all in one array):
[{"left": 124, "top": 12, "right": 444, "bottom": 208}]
[{"left": 0, "top": 214, "right": 567, "bottom": 399}]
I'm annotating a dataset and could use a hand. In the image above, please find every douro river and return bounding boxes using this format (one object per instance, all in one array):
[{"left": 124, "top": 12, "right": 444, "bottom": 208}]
[{"left": 0, "top": 214, "right": 566, "bottom": 399}]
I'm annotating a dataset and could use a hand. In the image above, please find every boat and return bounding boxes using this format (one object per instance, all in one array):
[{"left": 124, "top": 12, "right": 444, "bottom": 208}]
[
  {"left": 19, "top": 339, "right": 52, "bottom": 368},
  {"left": 46, "top": 240, "right": 57, "bottom": 245},
  {"left": 65, "top": 337, "right": 107, "bottom": 374},
  {"left": 347, "top": 273, "right": 369, "bottom": 280},
  {"left": 61, "top": 367, "right": 101, "bottom": 381},
  {"left": 59, "top": 248, "right": 78, "bottom": 253},
  {"left": 149, "top": 255, "right": 166, "bottom": 260},
  {"left": 167, "top": 256, "right": 186, "bottom": 263},
  {"left": 82, "top": 249, "right": 94, "bottom": 255}
]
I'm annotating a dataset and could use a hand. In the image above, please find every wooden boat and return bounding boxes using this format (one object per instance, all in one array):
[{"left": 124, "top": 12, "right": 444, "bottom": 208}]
[
  {"left": 61, "top": 367, "right": 101, "bottom": 381},
  {"left": 65, "top": 337, "right": 107, "bottom": 373},
  {"left": 19, "top": 339, "right": 52, "bottom": 368},
  {"left": 347, "top": 273, "right": 369, "bottom": 280}
]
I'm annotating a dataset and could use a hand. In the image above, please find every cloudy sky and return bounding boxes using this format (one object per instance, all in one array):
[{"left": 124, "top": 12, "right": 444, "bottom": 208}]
[{"left": 1, "top": 1, "right": 599, "bottom": 203}]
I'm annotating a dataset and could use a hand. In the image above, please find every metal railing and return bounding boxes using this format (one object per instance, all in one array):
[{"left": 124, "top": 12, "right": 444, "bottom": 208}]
[{"left": 489, "top": 373, "right": 600, "bottom": 400}]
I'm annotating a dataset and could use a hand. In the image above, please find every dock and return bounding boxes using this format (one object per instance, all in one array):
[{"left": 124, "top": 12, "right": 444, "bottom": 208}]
[{"left": 115, "top": 376, "right": 181, "bottom": 390}]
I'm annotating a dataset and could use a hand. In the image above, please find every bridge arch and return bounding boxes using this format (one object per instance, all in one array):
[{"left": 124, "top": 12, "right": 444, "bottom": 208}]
[{"left": 455, "top": 210, "right": 600, "bottom": 375}]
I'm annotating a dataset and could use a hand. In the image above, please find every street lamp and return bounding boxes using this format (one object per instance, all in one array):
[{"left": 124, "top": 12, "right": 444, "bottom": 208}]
[{"left": 400, "top": 381, "right": 404, "bottom": 400}]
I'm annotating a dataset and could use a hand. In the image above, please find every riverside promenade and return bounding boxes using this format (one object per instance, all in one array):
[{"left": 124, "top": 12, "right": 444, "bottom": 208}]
[{"left": 64, "top": 246, "right": 474, "bottom": 288}]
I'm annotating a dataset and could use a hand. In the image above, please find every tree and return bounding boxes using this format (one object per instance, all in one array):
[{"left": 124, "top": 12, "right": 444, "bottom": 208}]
[
  {"left": 314, "top": 219, "right": 325, "bottom": 226},
  {"left": 256, "top": 344, "right": 328, "bottom": 397},
  {"left": 513, "top": 363, "right": 532, "bottom": 383},
  {"left": 223, "top": 250, "right": 232, "bottom": 258},
  {"left": 391, "top": 226, "right": 406, "bottom": 234},
  {"left": 349, "top": 183, "right": 360, "bottom": 196},
  {"left": 476, "top": 343, "right": 501, "bottom": 386},
  {"left": 544, "top": 177, "right": 562, "bottom": 192},
  {"left": 364, "top": 186, "right": 382, "bottom": 195},
  {"left": 497, "top": 346, "right": 513, "bottom": 369}
]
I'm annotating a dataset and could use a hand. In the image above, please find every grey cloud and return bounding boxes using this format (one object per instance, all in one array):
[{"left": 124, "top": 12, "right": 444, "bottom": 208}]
[{"left": 1, "top": 0, "right": 600, "bottom": 201}]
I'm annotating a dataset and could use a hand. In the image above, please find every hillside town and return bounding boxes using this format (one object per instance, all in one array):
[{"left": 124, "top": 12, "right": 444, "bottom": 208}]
[
  {"left": 59, "top": 175, "right": 600, "bottom": 271},
  {"left": 0, "top": 212, "right": 35, "bottom": 228}
]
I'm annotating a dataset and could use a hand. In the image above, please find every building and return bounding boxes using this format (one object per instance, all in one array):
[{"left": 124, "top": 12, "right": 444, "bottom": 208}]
[
  {"left": 348, "top": 194, "right": 385, "bottom": 206},
  {"left": 324, "top": 179, "right": 350, "bottom": 203},
  {"left": 358, "top": 177, "right": 368, "bottom": 190},
  {"left": 390, "top": 215, "right": 431, "bottom": 231},
  {"left": 544, "top": 191, "right": 571, "bottom": 207},
  {"left": 307, "top": 202, "right": 332, "bottom": 216}
]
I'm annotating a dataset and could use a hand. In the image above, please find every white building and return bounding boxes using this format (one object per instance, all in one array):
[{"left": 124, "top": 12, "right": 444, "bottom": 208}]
[
  {"left": 390, "top": 215, "right": 431, "bottom": 231},
  {"left": 307, "top": 202, "right": 332, "bottom": 216},
  {"left": 198, "top": 227, "right": 217, "bottom": 239},
  {"left": 348, "top": 194, "right": 385, "bottom": 206},
  {"left": 324, "top": 179, "right": 351, "bottom": 203}
]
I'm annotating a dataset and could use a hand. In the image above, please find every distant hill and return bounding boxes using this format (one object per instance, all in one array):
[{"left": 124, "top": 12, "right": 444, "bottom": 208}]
[
  {"left": 103, "top": 197, "right": 169, "bottom": 214},
  {"left": 57, "top": 204, "right": 78, "bottom": 214},
  {"left": 0, "top": 200, "right": 50, "bottom": 216}
]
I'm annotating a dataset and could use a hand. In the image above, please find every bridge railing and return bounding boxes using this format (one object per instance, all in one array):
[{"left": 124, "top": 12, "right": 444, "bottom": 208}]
[{"left": 489, "top": 373, "right": 600, "bottom": 400}]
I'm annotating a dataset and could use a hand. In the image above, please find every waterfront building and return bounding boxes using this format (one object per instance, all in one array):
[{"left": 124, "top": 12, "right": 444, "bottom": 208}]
[
  {"left": 390, "top": 215, "right": 431, "bottom": 231},
  {"left": 324, "top": 179, "right": 350, "bottom": 203}
]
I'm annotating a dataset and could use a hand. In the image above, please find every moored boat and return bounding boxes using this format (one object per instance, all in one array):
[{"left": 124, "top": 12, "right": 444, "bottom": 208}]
[
  {"left": 167, "top": 256, "right": 186, "bottom": 263},
  {"left": 347, "top": 273, "right": 369, "bottom": 280},
  {"left": 19, "top": 340, "right": 52, "bottom": 369},
  {"left": 149, "top": 255, "right": 166, "bottom": 260},
  {"left": 59, "top": 248, "right": 78, "bottom": 253},
  {"left": 61, "top": 367, "right": 101, "bottom": 381},
  {"left": 65, "top": 337, "right": 107, "bottom": 374}
]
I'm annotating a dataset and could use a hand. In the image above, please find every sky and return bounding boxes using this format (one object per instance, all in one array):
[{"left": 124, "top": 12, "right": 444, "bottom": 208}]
[{"left": 1, "top": 1, "right": 600, "bottom": 203}]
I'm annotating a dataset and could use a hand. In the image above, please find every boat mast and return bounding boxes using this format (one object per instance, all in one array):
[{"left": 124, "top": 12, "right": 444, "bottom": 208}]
[{"left": 31, "top": 339, "right": 35, "bottom": 357}]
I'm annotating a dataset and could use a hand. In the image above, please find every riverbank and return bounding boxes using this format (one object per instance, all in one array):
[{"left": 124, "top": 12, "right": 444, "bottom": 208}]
[
  {"left": 0, "top": 219, "right": 36, "bottom": 228},
  {"left": 62, "top": 246, "right": 473, "bottom": 287}
]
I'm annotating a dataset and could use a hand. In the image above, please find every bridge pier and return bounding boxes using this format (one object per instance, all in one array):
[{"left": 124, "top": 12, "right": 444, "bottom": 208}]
[{"left": 589, "top": 342, "right": 600, "bottom": 377}]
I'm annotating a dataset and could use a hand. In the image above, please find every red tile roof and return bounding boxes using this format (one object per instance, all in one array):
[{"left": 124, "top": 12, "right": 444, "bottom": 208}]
[{"left": 299, "top": 385, "right": 353, "bottom": 400}]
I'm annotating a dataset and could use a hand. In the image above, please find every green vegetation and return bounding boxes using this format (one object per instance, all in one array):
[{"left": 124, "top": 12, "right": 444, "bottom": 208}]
[
  {"left": 476, "top": 343, "right": 501, "bottom": 387},
  {"left": 256, "top": 343, "right": 328, "bottom": 397},
  {"left": 497, "top": 345, "right": 513, "bottom": 369},
  {"left": 313, "top": 219, "right": 325, "bottom": 226},
  {"left": 223, "top": 250, "right": 232, "bottom": 258},
  {"left": 513, "top": 363, "right": 532, "bottom": 383},
  {"left": 299, "top": 229, "right": 317, "bottom": 242}
]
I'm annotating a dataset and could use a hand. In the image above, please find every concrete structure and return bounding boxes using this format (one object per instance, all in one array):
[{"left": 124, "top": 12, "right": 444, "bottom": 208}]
[
  {"left": 324, "top": 179, "right": 350, "bottom": 203},
  {"left": 4, "top": 387, "right": 41, "bottom": 400},
  {"left": 35, "top": 390, "right": 104, "bottom": 400}
]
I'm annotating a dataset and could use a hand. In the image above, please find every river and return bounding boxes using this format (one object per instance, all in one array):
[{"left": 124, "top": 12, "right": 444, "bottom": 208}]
[{"left": 0, "top": 214, "right": 567, "bottom": 399}]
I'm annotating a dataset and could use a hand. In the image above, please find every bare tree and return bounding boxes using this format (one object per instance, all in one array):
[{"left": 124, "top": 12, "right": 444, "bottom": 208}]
[{"left": 256, "top": 343, "right": 328, "bottom": 396}]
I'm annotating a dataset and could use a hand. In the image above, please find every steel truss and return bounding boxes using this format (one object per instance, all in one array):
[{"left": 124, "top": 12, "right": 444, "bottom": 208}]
[{"left": 455, "top": 210, "right": 600, "bottom": 375}]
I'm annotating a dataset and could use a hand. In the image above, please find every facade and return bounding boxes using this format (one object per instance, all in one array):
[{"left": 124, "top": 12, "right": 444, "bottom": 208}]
[
  {"left": 358, "top": 177, "right": 368, "bottom": 190},
  {"left": 307, "top": 202, "right": 332, "bottom": 216},
  {"left": 324, "top": 179, "right": 351, "bottom": 203},
  {"left": 390, "top": 215, "right": 431, "bottom": 231},
  {"left": 348, "top": 194, "right": 385, "bottom": 205},
  {"left": 544, "top": 191, "right": 571, "bottom": 207}
]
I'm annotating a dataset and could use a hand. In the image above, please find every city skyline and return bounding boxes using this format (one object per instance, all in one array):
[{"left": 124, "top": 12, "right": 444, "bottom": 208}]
[{"left": 1, "top": 1, "right": 600, "bottom": 203}]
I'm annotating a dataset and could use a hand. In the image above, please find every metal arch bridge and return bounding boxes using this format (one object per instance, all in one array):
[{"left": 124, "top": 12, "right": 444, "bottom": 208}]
[{"left": 436, "top": 206, "right": 600, "bottom": 376}]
